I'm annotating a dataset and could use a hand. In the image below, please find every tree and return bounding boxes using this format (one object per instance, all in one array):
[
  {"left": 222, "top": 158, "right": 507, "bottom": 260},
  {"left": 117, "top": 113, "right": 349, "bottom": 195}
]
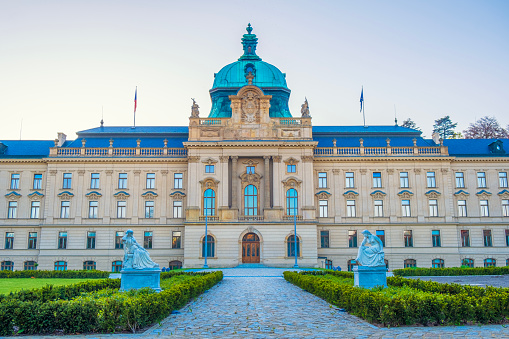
[
  {"left": 463, "top": 116, "right": 508, "bottom": 139},
  {"left": 400, "top": 118, "right": 421, "bottom": 131},
  {"left": 433, "top": 116, "right": 457, "bottom": 139}
]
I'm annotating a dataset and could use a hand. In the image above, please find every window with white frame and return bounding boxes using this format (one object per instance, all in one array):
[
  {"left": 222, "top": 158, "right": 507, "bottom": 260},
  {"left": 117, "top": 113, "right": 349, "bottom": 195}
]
[
  {"left": 427, "top": 172, "right": 436, "bottom": 188},
  {"left": 90, "top": 173, "right": 100, "bottom": 189},
  {"left": 400, "top": 172, "right": 409, "bottom": 188},
  {"left": 455, "top": 172, "right": 465, "bottom": 188},
  {"left": 118, "top": 173, "right": 127, "bottom": 189},
  {"left": 7, "top": 201, "right": 17, "bottom": 219},
  {"left": 10, "top": 173, "right": 20, "bottom": 189},
  {"left": 477, "top": 172, "right": 486, "bottom": 188},
  {"left": 62, "top": 173, "right": 72, "bottom": 189},
  {"left": 30, "top": 201, "right": 40, "bottom": 219},
  {"left": 346, "top": 200, "right": 356, "bottom": 217},
  {"left": 174, "top": 173, "right": 183, "bottom": 189},
  {"left": 319, "top": 200, "right": 328, "bottom": 218},
  {"left": 33, "top": 174, "right": 42, "bottom": 189},
  {"left": 457, "top": 200, "right": 467, "bottom": 217},
  {"left": 483, "top": 229, "right": 493, "bottom": 247},
  {"left": 429, "top": 199, "right": 438, "bottom": 217},
  {"left": 480, "top": 200, "right": 489, "bottom": 217},
  {"left": 318, "top": 172, "right": 327, "bottom": 188},
  {"left": 145, "top": 201, "right": 154, "bottom": 218},
  {"left": 28, "top": 232, "right": 37, "bottom": 249},
  {"left": 404, "top": 230, "right": 413, "bottom": 247},
  {"left": 374, "top": 200, "right": 383, "bottom": 217},
  {"left": 345, "top": 172, "right": 354, "bottom": 188},
  {"left": 88, "top": 201, "right": 98, "bottom": 218},
  {"left": 58, "top": 232, "right": 67, "bottom": 249},
  {"left": 172, "top": 231, "right": 182, "bottom": 248},
  {"left": 5, "top": 232, "right": 14, "bottom": 249},
  {"left": 401, "top": 199, "right": 411, "bottom": 217},
  {"left": 503, "top": 199, "right": 509, "bottom": 217},
  {"left": 173, "top": 201, "right": 183, "bottom": 218},
  {"left": 500, "top": 172, "right": 508, "bottom": 188},
  {"left": 117, "top": 201, "right": 126, "bottom": 218},
  {"left": 146, "top": 173, "right": 155, "bottom": 189},
  {"left": 60, "top": 201, "right": 70, "bottom": 218},
  {"left": 372, "top": 172, "right": 382, "bottom": 188}
]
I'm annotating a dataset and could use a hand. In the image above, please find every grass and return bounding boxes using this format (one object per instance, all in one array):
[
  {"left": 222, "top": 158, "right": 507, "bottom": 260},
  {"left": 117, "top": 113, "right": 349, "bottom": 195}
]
[{"left": 0, "top": 278, "right": 103, "bottom": 294}]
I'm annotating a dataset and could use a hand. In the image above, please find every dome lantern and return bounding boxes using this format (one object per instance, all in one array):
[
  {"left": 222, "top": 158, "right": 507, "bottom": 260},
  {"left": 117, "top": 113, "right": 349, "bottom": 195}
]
[{"left": 239, "top": 23, "right": 261, "bottom": 61}]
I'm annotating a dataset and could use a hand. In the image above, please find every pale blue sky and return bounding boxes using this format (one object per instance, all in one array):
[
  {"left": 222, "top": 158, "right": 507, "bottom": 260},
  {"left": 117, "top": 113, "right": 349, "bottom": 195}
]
[{"left": 1, "top": 0, "right": 508, "bottom": 140}]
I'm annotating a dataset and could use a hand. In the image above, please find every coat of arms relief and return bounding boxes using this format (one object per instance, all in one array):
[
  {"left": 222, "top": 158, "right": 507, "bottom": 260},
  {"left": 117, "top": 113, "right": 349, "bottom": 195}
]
[{"left": 241, "top": 90, "right": 260, "bottom": 124}]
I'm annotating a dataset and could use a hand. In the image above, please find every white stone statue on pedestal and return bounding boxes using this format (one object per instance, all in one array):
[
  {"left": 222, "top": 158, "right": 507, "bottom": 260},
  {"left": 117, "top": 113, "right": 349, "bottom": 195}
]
[
  {"left": 355, "top": 230, "right": 385, "bottom": 267},
  {"left": 122, "top": 230, "right": 159, "bottom": 269}
]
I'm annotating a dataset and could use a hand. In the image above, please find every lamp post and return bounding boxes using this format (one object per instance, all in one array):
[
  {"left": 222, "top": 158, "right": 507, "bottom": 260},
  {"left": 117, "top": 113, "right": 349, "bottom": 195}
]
[
  {"left": 293, "top": 213, "right": 299, "bottom": 268},
  {"left": 203, "top": 214, "right": 209, "bottom": 269}
]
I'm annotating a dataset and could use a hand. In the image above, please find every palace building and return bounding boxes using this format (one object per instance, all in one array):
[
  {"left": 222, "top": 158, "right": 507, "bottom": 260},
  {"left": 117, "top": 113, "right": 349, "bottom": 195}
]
[{"left": 1, "top": 25, "right": 508, "bottom": 271}]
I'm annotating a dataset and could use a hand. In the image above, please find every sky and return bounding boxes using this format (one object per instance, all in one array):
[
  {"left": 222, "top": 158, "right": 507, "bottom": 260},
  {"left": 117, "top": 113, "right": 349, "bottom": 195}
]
[{"left": 1, "top": 0, "right": 508, "bottom": 140}]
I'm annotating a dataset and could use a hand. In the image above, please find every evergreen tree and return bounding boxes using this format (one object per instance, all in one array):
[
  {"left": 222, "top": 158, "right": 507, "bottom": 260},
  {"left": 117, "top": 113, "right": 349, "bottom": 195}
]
[
  {"left": 433, "top": 116, "right": 458, "bottom": 139},
  {"left": 401, "top": 118, "right": 421, "bottom": 131},
  {"left": 463, "top": 116, "right": 508, "bottom": 139}
]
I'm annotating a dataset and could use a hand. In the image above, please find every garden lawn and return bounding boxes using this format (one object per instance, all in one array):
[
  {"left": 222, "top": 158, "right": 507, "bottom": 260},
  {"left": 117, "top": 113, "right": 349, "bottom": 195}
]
[{"left": 0, "top": 278, "right": 102, "bottom": 294}]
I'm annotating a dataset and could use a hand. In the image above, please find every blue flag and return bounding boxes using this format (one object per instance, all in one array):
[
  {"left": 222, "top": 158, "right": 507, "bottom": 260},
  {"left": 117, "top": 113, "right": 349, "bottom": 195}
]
[{"left": 360, "top": 87, "right": 364, "bottom": 112}]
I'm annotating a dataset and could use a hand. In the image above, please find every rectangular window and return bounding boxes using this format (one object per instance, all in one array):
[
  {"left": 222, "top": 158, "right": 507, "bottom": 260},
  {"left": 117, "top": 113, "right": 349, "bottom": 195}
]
[
  {"left": 429, "top": 199, "right": 438, "bottom": 217},
  {"left": 5, "top": 232, "right": 14, "bottom": 249},
  {"left": 89, "top": 201, "right": 98, "bottom": 218},
  {"left": 87, "top": 231, "right": 96, "bottom": 249},
  {"left": 401, "top": 199, "right": 411, "bottom": 217},
  {"left": 404, "top": 259, "right": 417, "bottom": 268},
  {"left": 173, "top": 201, "right": 183, "bottom": 218},
  {"left": 372, "top": 172, "right": 382, "bottom": 188},
  {"left": 115, "top": 231, "right": 124, "bottom": 249},
  {"left": 28, "top": 232, "right": 37, "bottom": 249},
  {"left": 205, "top": 165, "right": 215, "bottom": 173},
  {"left": 118, "top": 173, "right": 127, "bottom": 189},
  {"left": 174, "top": 173, "right": 183, "bottom": 189},
  {"left": 477, "top": 172, "right": 486, "bottom": 188},
  {"left": 404, "top": 230, "right": 413, "bottom": 247},
  {"left": 287, "top": 164, "right": 296, "bottom": 173},
  {"left": 8, "top": 201, "right": 17, "bottom": 219},
  {"left": 58, "top": 232, "right": 67, "bottom": 249},
  {"left": 346, "top": 200, "right": 356, "bottom": 217},
  {"left": 172, "top": 231, "right": 181, "bottom": 249},
  {"left": 374, "top": 200, "right": 383, "bottom": 217},
  {"left": 455, "top": 172, "right": 465, "bottom": 188},
  {"left": 33, "top": 173, "right": 42, "bottom": 189},
  {"left": 432, "top": 230, "right": 441, "bottom": 247},
  {"left": 63, "top": 173, "right": 72, "bottom": 189},
  {"left": 461, "top": 230, "right": 470, "bottom": 247},
  {"left": 376, "top": 230, "right": 385, "bottom": 247},
  {"left": 144, "top": 231, "right": 153, "bottom": 249},
  {"left": 348, "top": 230, "right": 357, "bottom": 248},
  {"left": 30, "top": 201, "right": 40, "bottom": 219},
  {"left": 320, "top": 230, "right": 329, "bottom": 248},
  {"left": 90, "top": 173, "right": 100, "bottom": 189},
  {"left": 117, "top": 201, "right": 126, "bottom": 218},
  {"left": 483, "top": 229, "right": 493, "bottom": 247},
  {"left": 480, "top": 200, "right": 489, "bottom": 217},
  {"left": 500, "top": 172, "right": 508, "bottom": 188},
  {"left": 145, "top": 201, "right": 155, "bottom": 218},
  {"left": 60, "top": 201, "right": 70, "bottom": 218},
  {"left": 246, "top": 166, "right": 255, "bottom": 174},
  {"left": 457, "top": 200, "right": 467, "bottom": 217},
  {"left": 503, "top": 199, "right": 509, "bottom": 217},
  {"left": 319, "top": 200, "right": 328, "bottom": 218},
  {"left": 400, "top": 172, "right": 409, "bottom": 188},
  {"left": 427, "top": 172, "right": 436, "bottom": 188},
  {"left": 318, "top": 172, "right": 327, "bottom": 188},
  {"left": 345, "top": 172, "right": 354, "bottom": 188},
  {"left": 146, "top": 173, "right": 155, "bottom": 189},
  {"left": 506, "top": 229, "right": 509, "bottom": 247},
  {"left": 10, "top": 173, "right": 20, "bottom": 189}
]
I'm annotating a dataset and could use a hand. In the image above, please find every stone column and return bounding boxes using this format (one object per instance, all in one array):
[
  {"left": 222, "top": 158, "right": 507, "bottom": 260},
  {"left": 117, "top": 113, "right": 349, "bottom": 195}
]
[
  {"left": 104, "top": 170, "right": 113, "bottom": 223},
  {"left": 132, "top": 170, "right": 140, "bottom": 222},
  {"left": 220, "top": 156, "right": 229, "bottom": 208},
  {"left": 45, "top": 169, "right": 57, "bottom": 223},
  {"left": 75, "top": 170, "right": 85, "bottom": 223},
  {"left": 332, "top": 169, "right": 341, "bottom": 221},
  {"left": 231, "top": 156, "right": 238, "bottom": 210},
  {"left": 272, "top": 156, "right": 282, "bottom": 208},
  {"left": 160, "top": 170, "right": 168, "bottom": 223},
  {"left": 264, "top": 156, "right": 271, "bottom": 210}
]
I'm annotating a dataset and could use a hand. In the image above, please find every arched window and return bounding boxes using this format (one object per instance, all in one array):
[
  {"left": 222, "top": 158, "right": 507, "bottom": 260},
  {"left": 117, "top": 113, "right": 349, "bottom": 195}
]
[
  {"left": 347, "top": 259, "right": 357, "bottom": 272},
  {"left": 462, "top": 258, "right": 474, "bottom": 268},
  {"left": 287, "top": 235, "right": 300, "bottom": 257},
  {"left": 112, "top": 260, "right": 123, "bottom": 272},
  {"left": 24, "top": 261, "right": 37, "bottom": 270},
  {"left": 169, "top": 260, "right": 183, "bottom": 270},
  {"left": 432, "top": 258, "right": 444, "bottom": 268},
  {"left": 203, "top": 189, "right": 216, "bottom": 216},
  {"left": 244, "top": 185, "right": 258, "bottom": 216},
  {"left": 54, "top": 261, "right": 67, "bottom": 271},
  {"left": 286, "top": 188, "right": 298, "bottom": 216},
  {"left": 484, "top": 258, "right": 496, "bottom": 267},
  {"left": 404, "top": 259, "right": 416, "bottom": 268},
  {"left": 202, "top": 235, "right": 215, "bottom": 257},
  {"left": 1, "top": 261, "right": 14, "bottom": 271},
  {"left": 83, "top": 261, "right": 96, "bottom": 270}
]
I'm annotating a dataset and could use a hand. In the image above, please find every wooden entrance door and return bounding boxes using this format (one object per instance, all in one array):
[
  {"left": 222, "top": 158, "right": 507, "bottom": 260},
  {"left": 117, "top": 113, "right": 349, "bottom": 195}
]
[{"left": 242, "top": 233, "right": 260, "bottom": 263}]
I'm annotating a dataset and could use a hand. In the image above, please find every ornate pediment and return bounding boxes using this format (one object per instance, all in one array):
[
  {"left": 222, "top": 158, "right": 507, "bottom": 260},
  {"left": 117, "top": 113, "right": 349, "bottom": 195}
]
[
  {"left": 200, "top": 177, "right": 220, "bottom": 190},
  {"left": 343, "top": 190, "right": 359, "bottom": 199},
  {"left": 242, "top": 159, "right": 259, "bottom": 166},
  {"left": 57, "top": 191, "right": 74, "bottom": 200},
  {"left": 170, "top": 191, "right": 186, "bottom": 200},
  {"left": 476, "top": 190, "right": 492, "bottom": 199},
  {"left": 85, "top": 191, "right": 102, "bottom": 200},
  {"left": 370, "top": 190, "right": 387, "bottom": 199},
  {"left": 282, "top": 176, "right": 302, "bottom": 188},
  {"left": 113, "top": 191, "right": 130, "bottom": 200},
  {"left": 141, "top": 191, "right": 158, "bottom": 199},
  {"left": 498, "top": 189, "right": 509, "bottom": 199},
  {"left": 283, "top": 157, "right": 299, "bottom": 165},
  {"left": 315, "top": 190, "right": 331, "bottom": 200},
  {"left": 425, "top": 190, "right": 441, "bottom": 199},
  {"left": 5, "top": 191, "right": 21, "bottom": 200},
  {"left": 201, "top": 157, "right": 218, "bottom": 165},
  {"left": 397, "top": 190, "right": 414, "bottom": 199},
  {"left": 454, "top": 190, "right": 470, "bottom": 198},
  {"left": 28, "top": 191, "right": 44, "bottom": 200},
  {"left": 240, "top": 172, "right": 262, "bottom": 185}
]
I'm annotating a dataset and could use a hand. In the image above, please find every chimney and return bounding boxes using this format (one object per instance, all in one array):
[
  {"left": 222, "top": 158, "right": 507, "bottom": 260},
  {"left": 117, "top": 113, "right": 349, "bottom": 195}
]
[
  {"left": 57, "top": 133, "right": 67, "bottom": 147},
  {"left": 432, "top": 131, "right": 440, "bottom": 145}
]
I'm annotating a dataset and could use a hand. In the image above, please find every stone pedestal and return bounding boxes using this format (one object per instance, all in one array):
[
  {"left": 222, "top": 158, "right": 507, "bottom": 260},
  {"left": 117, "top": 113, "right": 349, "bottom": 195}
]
[
  {"left": 353, "top": 265, "right": 387, "bottom": 289},
  {"left": 120, "top": 268, "right": 162, "bottom": 292}
]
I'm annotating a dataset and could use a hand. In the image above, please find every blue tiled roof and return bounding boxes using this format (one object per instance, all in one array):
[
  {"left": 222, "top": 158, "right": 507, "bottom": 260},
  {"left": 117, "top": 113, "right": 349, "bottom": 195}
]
[
  {"left": 0, "top": 140, "right": 54, "bottom": 157},
  {"left": 77, "top": 126, "right": 189, "bottom": 136},
  {"left": 65, "top": 137, "right": 186, "bottom": 148},
  {"left": 312, "top": 136, "right": 433, "bottom": 148},
  {"left": 312, "top": 125, "right": 421, "bottom": 135},
  {"left": 444, "top": 139, "right": 509, "bottom": 156}
]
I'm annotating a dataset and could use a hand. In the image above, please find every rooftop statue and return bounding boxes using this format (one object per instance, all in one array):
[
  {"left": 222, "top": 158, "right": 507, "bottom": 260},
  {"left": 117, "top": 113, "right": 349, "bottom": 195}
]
[
  {"left": 301, "top": 98, "right": 310, "bottom": 118},
  {"left": 191, "top": 98, "right": 200, "bottom": 118},
  {"left": 355, "top": 230, "right": 385, "bottom": 267},
  {"left": 122, "top": 230, "right": 159, "bottom": 269}
]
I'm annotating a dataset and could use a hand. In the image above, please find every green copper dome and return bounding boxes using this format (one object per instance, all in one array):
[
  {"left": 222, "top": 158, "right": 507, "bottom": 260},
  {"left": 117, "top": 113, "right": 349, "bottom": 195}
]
[{"left": 209, "top": 24, "right": 292, "bottom": 118}]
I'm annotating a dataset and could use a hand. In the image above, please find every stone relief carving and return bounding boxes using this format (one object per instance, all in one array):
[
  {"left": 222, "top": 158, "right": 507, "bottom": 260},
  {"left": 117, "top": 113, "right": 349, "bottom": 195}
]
[
  {"left": 282, "top": 177, "right": 302, "bottom": 188},
  {"left": 241, "top": 90, "right": 260, "bottom": 124},
  {"left": 202, "top": 158, "right": 218, "bottom": 165},
  {"left": 344, "top": 191, "right": 358, "bottom": 199},
  {"left": 425, "top": 191, "right": 441, "bottom": 199},
  {"left": 315, "top": 191, "right": 331, "bottom": 200},
  {"left": 273, "top": 156, "right": 282, "bottom": 163},
  {"left": 200, "top": 178, "right": 220, "bottom": 190},
  {"left": 200, "top": 128, "right": 220, "bottom": 138},
  {"left": 219, "top": 156, "right": 229, "bottom": 163},
  {"left": 371, "top": 191, "right": 386, "bottom": 199},
  {"left": 187, "top": 156, "right": 201, "bottom": 163},
  {"left": 397, "top": 191, "right": 413, "bottom": 199},
  {"left": 281, "top": 129, "right": 301, "bottom": 138},
  {"left": 190, "top": 98, "right": 200, "bottom": 118},
  {"left": 240, "top": 172, "right": 262, "bottom": 185},
  {"left": 301, "top": 155, "right": 314, "bottom": 163}
]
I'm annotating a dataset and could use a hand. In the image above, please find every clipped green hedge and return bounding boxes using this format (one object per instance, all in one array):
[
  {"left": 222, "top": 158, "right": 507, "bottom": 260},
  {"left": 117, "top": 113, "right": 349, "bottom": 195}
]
[
  {"left": 284, "top": 271, "right": 509, "bottom": 326},
  {"left": 393, "top": 266, "right": 509, "bottom": 276},
  {"left": 0, "top": 270, "right": 110, "bottom": 279},
  {"left": 0, "top": 271, "right": 223, "bottom": 335}
]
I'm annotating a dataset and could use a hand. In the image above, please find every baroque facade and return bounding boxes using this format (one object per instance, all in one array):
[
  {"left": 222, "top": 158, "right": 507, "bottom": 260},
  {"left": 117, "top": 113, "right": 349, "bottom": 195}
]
[{"left": 1, "top": 26, "right": 509, "bottom": 271}]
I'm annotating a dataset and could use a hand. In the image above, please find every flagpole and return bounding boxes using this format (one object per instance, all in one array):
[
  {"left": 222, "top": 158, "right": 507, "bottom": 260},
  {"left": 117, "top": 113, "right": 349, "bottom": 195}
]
[
  {"left": 363, "top": 96, "right": 366, "bottom": 127},
  {"left": 133, "top": 86, "right": 137, "bottom": 129}
]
